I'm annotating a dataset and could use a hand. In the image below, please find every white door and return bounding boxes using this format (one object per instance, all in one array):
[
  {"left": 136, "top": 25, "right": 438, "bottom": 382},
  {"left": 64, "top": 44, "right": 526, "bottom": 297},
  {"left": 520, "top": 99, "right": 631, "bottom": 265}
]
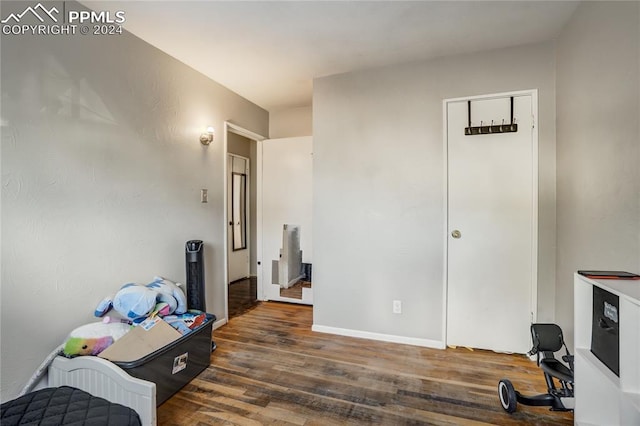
[
  {"left": 261, "top": 137, "right": 313, "bottom": 304},
  {"left": 446, "top": 92, "right": 536, "bottom": 354},
  {"left": 227, "top": 154, "right": 250, "bottom": 283}
]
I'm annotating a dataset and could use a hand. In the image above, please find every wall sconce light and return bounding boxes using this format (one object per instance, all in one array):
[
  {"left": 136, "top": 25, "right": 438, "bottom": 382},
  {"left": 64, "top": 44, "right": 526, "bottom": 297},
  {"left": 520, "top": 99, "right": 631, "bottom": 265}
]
[{"left": 200, "top": 126, "right": 214, "bottom": 145}]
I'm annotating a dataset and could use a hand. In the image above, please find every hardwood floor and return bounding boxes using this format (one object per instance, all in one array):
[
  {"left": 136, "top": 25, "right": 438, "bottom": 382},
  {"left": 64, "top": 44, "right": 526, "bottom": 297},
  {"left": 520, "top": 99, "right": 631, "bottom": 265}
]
[
  {"left": 279, "top": 280, "right": 312, "bottom": 299},
  {"left": 158, "top": 302, "right": 573, "bottom": 425},
  {"left": 228, "top": 277, "right": 258, "bottom": 318}
]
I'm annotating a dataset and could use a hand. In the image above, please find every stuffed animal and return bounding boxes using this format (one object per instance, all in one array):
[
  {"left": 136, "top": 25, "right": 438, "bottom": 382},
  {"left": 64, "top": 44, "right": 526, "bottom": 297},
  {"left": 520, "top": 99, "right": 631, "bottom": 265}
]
[
  {"left": 147, "top": 276, "right": 187, "bottom": 315},
  {"left": 95, "top": 277, "right": 188, "bottom": 320},
  {"left": 113, "top": 283, "right": 160, "bottom": 319},
  {"left": 63, "top": 321, "right": 131, "bottom": 357}
]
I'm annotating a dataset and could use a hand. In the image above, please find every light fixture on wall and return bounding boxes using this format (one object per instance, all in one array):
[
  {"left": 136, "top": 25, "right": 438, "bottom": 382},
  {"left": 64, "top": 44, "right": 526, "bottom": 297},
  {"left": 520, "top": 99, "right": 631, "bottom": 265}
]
[{"left": 200, "top": 126, "right": 214, "bottom": 145}]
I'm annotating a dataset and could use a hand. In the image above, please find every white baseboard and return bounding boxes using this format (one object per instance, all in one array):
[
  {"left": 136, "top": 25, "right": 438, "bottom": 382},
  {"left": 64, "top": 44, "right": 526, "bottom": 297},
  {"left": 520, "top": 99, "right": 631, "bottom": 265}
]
[
  {"left": 311, "top": 324, "right": 445, "bottom": 349},
  {"left": 213, "top": 317, "right": 228, "bottom": 330}
]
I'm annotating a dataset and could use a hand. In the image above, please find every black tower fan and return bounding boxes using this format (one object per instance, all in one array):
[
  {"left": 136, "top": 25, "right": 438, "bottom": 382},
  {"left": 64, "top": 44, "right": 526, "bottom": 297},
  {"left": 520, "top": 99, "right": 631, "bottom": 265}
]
[{"left": 185, "top": 240, "right": 206, "bottom": 312}]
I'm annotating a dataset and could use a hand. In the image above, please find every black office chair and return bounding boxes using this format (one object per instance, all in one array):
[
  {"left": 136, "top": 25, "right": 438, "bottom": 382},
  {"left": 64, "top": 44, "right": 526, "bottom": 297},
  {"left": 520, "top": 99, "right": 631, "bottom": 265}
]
[{"left": 498, "top": 323, "right": 574, "bottom": 413}]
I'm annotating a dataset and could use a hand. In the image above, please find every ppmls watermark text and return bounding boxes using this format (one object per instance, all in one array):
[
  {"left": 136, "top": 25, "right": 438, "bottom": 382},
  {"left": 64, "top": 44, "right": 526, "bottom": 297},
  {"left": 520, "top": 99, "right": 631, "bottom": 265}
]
[{"left": 1, "top": 3, "right": 126, "bottom": 36}]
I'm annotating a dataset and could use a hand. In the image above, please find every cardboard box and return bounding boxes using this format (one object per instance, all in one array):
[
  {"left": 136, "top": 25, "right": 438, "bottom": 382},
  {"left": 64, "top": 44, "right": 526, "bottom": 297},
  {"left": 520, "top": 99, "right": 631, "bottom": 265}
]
[{"left": 99, "top": 317, "right": 181, "bottom": 363}]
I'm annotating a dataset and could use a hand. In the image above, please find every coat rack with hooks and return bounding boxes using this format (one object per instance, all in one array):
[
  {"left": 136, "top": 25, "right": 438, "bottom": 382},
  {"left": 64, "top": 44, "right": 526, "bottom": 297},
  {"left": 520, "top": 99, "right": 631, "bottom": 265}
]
[{"left": 464, "top": 96, "right": 518, "bottom": 136}]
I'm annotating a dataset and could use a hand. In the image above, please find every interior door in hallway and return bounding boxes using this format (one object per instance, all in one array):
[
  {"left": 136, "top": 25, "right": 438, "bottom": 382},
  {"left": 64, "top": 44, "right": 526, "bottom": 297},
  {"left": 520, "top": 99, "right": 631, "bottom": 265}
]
[
  {"left": 228, "top": 154, "right": 250, "bottom": 283},
  {"left": 446, "top": 92, "right": 536, "bottom": 354}
]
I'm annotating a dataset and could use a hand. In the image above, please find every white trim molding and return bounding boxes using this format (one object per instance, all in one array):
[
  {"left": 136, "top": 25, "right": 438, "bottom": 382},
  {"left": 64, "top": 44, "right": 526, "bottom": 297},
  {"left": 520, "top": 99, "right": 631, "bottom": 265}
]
[
  {"left": 311, "top": 324, "right": 446, "bottom": 349},
  {"left": 213, "top": 317, "right": 228, "bottom": 331},
  {"left": 226, "top": 121, "right": 266, "bottom": 141}
]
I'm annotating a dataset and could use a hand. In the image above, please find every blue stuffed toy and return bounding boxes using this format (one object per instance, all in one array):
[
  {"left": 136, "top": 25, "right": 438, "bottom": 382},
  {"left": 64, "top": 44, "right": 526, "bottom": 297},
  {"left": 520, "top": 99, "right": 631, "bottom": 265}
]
[
  {"left": 95, "top": 277, "right": 188, "bottom": 320},
  {"left": 147, "top": 276, "right": 187, "bottom": 315}
]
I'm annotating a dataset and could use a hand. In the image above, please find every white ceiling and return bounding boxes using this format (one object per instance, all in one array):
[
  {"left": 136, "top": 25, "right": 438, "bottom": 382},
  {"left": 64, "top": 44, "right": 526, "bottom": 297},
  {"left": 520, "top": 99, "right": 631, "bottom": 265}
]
[{"left": 84, "top": 1, "right": 579, "bottom": 111}]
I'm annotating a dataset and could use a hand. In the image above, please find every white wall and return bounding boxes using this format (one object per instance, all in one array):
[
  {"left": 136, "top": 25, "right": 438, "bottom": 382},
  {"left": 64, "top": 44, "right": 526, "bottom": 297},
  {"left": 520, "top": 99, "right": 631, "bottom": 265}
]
[
  {"left": 269, "top": 105, "right": 312, "bottom": 138},
  {"left": 556, "top": 1, "right": 640, "bottom": 348},
  {"left": 313, "top": 42, "right": 556, "bottom": 344},
  {"left": 0, "top": 2, "right": 268, "bottom": 400}
]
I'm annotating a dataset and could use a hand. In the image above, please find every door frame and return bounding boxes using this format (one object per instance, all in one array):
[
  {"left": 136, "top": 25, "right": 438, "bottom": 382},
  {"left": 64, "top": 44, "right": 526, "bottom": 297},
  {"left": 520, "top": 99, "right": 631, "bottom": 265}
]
[
  {"left": 441, "top": 89, "right": 539, "bottom": 348},
  {"left": 223, "top": 122, "right": 266, "bottom": 322}
]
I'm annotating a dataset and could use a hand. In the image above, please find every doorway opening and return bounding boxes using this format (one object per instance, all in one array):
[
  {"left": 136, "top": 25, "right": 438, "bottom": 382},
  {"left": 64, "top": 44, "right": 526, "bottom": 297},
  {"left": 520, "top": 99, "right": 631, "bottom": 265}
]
[
  {"left": 261, "top": 136, "right": 313, "bottom": 305},
  {"left": 224, "top": 123, "right": 265, "bottom": 320}
]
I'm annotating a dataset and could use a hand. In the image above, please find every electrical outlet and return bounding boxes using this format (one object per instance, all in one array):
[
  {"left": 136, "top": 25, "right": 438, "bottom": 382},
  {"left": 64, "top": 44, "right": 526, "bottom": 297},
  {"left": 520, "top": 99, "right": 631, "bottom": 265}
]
[{"left": 393, "top": 300, "right": 402, "bottom": 314}]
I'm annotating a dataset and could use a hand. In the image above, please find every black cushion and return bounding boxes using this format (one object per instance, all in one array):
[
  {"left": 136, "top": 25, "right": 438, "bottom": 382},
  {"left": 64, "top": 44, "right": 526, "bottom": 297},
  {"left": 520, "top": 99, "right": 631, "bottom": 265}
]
[
  {"left": 1, "top": 386, "right": 141, "bottom": 426},
  {"left": 531, "top": 323, "right": 564, "bottom": 352}
]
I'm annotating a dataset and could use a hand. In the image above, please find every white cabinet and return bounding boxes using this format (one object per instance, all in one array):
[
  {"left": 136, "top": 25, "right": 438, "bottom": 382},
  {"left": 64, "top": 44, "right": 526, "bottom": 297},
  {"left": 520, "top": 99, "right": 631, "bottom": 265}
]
[{"left": 574, "top": 273, "right": 640, "bottom": 425}]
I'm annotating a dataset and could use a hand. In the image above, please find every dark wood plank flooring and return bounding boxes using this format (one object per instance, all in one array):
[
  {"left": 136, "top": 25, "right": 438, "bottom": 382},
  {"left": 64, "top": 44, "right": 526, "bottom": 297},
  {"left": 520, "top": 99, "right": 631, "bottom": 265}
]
[
  {"left": 158, "top": 302, "right": 573, "bottom": 425},
  {"left": 228, "top": 277, "right": 258, "bottom": 318}
]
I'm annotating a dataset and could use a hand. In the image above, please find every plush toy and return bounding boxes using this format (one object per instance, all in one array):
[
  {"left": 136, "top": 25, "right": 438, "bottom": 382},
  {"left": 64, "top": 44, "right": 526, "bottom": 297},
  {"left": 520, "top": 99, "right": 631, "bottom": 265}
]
[
  {"left": 95, "top": 277, "right": 188, "bottom": 320},
  {"left": 63, "top": 321, "right": 131, "bottom": 357},
  {"left": 151, "top": 302, "right": 172, "bottom": 317},
  {"left": 147, "top": 276, "right": 187, "bottom": 315},
  {"left": 113, "top": 283, "right": 160, "bottom": 319},
  {"left": 94, "top": 295, "right": 114, "bottom": 317},
  {"left": 94, "top": 283, "right": 158, "bottom": 320}
]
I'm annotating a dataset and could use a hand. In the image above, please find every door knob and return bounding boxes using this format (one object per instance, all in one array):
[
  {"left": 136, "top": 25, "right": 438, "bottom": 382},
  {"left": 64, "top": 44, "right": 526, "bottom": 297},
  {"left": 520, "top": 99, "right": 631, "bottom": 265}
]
[{"left": 451, "top": 230, "right": 462, "bottom": 239}]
